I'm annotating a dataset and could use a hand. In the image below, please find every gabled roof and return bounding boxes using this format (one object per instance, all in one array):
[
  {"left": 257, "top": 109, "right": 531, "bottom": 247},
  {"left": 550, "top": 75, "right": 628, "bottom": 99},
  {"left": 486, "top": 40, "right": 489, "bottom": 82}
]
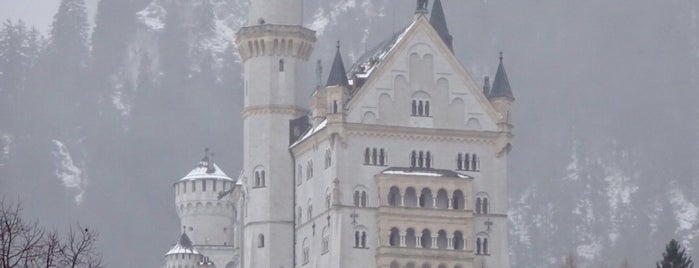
[
  {"left": 326, "top": 42, "right": 349, "bottom": 87},
  {"left": 489, "top": 53, "right": 514, "bottom": 99},
  {"left": 345, "top": 15, "right": 502, "bottom": 124},
  {"left": 430, "top": 0, "right": 452, "bottom": 51}
]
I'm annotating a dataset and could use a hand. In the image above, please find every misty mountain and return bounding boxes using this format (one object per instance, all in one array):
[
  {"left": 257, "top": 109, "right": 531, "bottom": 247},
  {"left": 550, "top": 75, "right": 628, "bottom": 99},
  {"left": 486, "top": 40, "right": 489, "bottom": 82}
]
[{"left": 0, "top": 0, "right": 697, "bottom": 267}]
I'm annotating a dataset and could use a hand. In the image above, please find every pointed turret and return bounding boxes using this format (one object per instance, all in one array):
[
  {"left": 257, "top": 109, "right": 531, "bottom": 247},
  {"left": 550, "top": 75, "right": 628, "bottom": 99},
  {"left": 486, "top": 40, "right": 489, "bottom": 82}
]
[
  {"left": 430, "top": 0, "right": 453, "bottom": 51},
  {"left": 326, "top": 41, "right": 349, "bottom": 87},
  {"left": 489, "top": 52, "right": 514, "bottom": 100}
]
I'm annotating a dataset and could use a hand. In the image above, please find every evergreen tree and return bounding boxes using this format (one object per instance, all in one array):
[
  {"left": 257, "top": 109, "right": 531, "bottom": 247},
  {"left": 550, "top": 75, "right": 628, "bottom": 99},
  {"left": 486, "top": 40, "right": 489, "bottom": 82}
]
[
  {"left": 194, "top": 0, "right": 216, "bottom": 36},
  {"left": 656, "top": 239, "right": 694, "bottom": 268},
  {"left": 50, "top": 0, "right": 89, "bottom": 69}
]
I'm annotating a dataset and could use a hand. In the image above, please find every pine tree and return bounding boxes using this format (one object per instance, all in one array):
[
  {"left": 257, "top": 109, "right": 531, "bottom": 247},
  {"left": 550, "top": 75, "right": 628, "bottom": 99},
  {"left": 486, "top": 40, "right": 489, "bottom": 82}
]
[
  {"left": 620, "top": 258, "right": 632, "bottom": 268},
  {"left": 50, "top": 0, "right": 89, "bottom": 69},
  {"left": 561, "top": 252, "right": 577, "bottom": 268},
  {"left": 656, "top": 239, "right": 694, "bottom": 268}
]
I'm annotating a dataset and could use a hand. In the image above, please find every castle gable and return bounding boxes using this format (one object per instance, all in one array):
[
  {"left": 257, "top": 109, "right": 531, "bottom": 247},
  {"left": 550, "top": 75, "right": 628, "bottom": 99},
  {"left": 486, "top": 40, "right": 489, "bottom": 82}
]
[{"left": 346, "top": 16, "right": 500, "bottom": 132}]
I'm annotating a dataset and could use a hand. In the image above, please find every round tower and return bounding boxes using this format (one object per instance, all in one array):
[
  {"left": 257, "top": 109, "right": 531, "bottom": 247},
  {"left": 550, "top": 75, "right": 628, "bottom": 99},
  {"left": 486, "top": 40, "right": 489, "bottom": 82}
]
[
  {"left": 174, "top": 150, "right": 236, "bottom": 247},
  {"left": 235, "top": 1, "right": 316, "bottom": 268}
]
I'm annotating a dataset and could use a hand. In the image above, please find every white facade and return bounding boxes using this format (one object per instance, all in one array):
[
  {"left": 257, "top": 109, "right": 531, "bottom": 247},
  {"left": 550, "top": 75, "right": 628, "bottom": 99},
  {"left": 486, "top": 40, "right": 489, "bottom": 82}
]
[{"left": 164, "top": 1, "right": 514, "bottom": 268}]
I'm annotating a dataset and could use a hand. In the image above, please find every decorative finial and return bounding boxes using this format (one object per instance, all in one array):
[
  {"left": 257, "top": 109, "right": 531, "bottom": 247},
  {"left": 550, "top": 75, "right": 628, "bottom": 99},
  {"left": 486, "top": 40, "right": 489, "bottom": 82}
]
[
  {"left": 499, "top": 51, "right": 504, "bottom": 63},
  {"left": 336, "top": 40, "right": 340, "bottom": 50},
  {"left": 416, "top": 0, "right": 429, "bottom": 11}
]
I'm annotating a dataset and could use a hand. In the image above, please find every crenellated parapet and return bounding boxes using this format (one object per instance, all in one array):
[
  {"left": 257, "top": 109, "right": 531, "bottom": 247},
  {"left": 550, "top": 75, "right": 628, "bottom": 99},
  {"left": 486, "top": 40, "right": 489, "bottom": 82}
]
[{"left": 236, "top": 24, "right": 316, "bottom": 62}]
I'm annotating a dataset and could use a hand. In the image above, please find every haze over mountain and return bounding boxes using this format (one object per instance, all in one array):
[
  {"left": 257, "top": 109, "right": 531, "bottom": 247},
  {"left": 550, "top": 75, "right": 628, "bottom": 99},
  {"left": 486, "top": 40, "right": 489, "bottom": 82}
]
[{"left": 1, "top": 0, "right": 697, "bottom": 267}]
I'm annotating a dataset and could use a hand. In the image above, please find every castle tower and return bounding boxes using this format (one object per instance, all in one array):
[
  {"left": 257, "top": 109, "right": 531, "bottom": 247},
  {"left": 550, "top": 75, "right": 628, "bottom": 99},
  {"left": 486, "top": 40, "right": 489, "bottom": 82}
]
[
  {"left": 235, "top": 1, "right": 316, "bottom": 268},
  {"left": 165, "top": 233, "right": 205, "bottom": 268},
  {"left": 171, "top": 150, "right": 236, "bottom": 267}
]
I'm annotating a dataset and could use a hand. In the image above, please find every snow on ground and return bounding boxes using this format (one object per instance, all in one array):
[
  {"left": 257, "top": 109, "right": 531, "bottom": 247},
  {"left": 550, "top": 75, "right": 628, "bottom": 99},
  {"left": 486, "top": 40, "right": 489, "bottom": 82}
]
[
  {"left": 51, "top": 140, "right": 86, "bottom": 205},
  {"left": 669, "top": 188, "right": 699, "bottom": 249}
]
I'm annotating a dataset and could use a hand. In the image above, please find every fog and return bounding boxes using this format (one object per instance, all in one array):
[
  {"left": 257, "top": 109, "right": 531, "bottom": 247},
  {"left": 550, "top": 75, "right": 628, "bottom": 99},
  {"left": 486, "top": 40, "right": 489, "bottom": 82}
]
[{"left": 0, "top": 0, "right": 697, "bottom": 267}]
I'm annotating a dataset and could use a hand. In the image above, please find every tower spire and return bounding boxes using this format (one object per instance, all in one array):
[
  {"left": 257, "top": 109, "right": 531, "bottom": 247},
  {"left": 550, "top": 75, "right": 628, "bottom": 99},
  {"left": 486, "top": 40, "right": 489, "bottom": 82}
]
[
  {"left": 326, "top": 41, "right": 349, "bottom": 87},
  {"left": 489, "top": 52, "right": 514, "bottom": 99},
  {"left": 430, "top": 0, "right": 453, "bottom": 51}
]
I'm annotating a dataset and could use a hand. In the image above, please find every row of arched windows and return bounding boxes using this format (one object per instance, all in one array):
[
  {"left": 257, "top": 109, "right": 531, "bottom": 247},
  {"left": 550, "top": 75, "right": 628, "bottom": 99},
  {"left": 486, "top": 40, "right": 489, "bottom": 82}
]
[
  {"left": 364, "top": 148, "right": 388, "bottom": 166},
  {"left": 388, "top": 228, "right": 466, "bottom": 250},
  {"left": 387, "top": 187, "right": 466, "bottom": 210},
  {"left": 411, "top": 99, "right": 431, "bottom": 117},
  {"left": 456, "top": 153, "right": 480, "bottom": 172},
  {"left": 176, "top": 180, "right": 231, "bottom": 194},
  {"left": 410, "top": 151, "right": 433, "bottom": 168},
  {"left": 389, "top": 262, "right": 465, "bottom": 268}
]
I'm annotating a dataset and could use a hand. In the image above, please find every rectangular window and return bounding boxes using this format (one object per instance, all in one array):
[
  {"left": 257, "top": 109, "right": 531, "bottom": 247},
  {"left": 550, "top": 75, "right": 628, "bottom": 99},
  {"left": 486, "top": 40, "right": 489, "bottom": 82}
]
[
  {"left": 192, "top": 181, "right": 196, "bottom": 192},
  {"left": 213, "top": 180, "right": 217, "bottom": 192},
  {"left": 202, "top": 180, "right": 207, "bottom": 192}
]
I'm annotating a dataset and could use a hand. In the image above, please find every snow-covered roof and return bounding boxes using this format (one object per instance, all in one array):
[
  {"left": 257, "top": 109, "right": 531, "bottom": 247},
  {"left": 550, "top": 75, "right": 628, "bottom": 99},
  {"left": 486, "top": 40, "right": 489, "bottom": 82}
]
[
  {"left": 290, "top": 119, "right": 328, "bottom": 148},
  {"left": 381, "top": 167, "right": 472, "bottom": 179},
  {"left": 179, "top": 150, "right": 234, "bottom": 182},
  {"left": 347, "top": 21, "right": 416, "bottom": 93},
  {"left": 165, "top": 243, "right": 201, "bottom": 256},
  {"left": 165, "top": 233, "right": 200, "bottom": 256}
]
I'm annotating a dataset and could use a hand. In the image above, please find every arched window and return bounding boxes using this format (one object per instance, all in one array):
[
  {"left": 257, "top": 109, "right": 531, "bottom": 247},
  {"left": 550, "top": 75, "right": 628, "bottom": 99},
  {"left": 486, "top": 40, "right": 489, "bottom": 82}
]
[
  {"left": 355, "top": 231, "right": 360, "bottom": 248},
  {"left": 410, "top": 151, "right": 417, "bottom": 167},
  {"left": 425, "top": 101, "right": 431, "bottom": 116},
  {"left": 302, "top": 238, "right": 310, "bottom": 264},
  {"left": 482, "top": 198, "right": 489, "bottom": 214},
  {"left": 453, "top": 231, "right": 464, "bottom": 250},
  {"left": 419, "top": 188, "right": 432, "bottom": 208},
  {"left": 296, "top": 165, "right": 302, "bottom": 186},
  {"left": 388, "top": 187, "right": 401, "bottom": 207},
  {"left": 421, "top": 229, "right": 432, "bottom": 249},
  {"left": 404, "top": 187, "right": 418, "bottom": 208},
  {"left": 391, "top": 261, "right": 400, "bottom": 268},
  {"left": 456, "top": 154, "right": 463, "bottom": 170},
  {"left": 254, "top": 170, "right": 266, "bottom": 188},
  {"left": 452, "top": 190, "right": 465, "bottom": 210},
  {"left": 418, "top": 151, "right": 424, "bottom": 167},
  {"left": 372, "top": 148, "right": 378, "bottom": 165},
  {"left": 333, "top": 100, "right": 338, "bottom": 114},
  {"left": 307, "top": 199, "right": 313, "bottom": 221},
  {"left": 436, "top": 189, "right": 449, "bottom": 209},
  {"left": 471, "top": 154, "right": 479, "bottom": 171},
  {"left": 321, "top": 228, "right": 329, "bottom": 254},
  {"left": 422, "top": 263, "right": 431, "bottom": 268},
  {"left": 412, "top": 100, "right": 418, "bottom": 115},
  {"left": 406, "top": 228, "right": 416, "bottom": 248},
  {"left": 364, "top": 148, "right": 370, "bottom": 164},
  {"left": 425, "top": 151, "right": 432, "bottom": 168},
  {"left": 437, "top": 230, "right": 448, "bottom": 249},
  {"left": 476, "top": 198, "right": 482, "bottom": 214},
  {"left": 354, "top": 191, "right": 360, "bottom": 207},
  {"left": 360, "top": 191, "right": 367, "bottom": 207},
  {"left": 379, "top": 149, "right": 386, "bottom": 166},
  {"left": 389, "top": 228, "right": 400, "bottom": 246},
  {"left": 257, "top": 234, "right": 265, "bottom": 248},
  {"left": 464, "top": 154, "right": 470, "bottom": 171},
  {"left": 325, "top": 149, "right": 332, "bottom": 169},
  {"left": 306, "top": 160, "right": 313, "bottom": 180},
  {"left": 361, "top": 231, "right": 367, "bottom": 248},
  {"left": 476, "top": 238, "right": 482, "bottom": 255},
  {"left": 418, "top": 101, "right": 424, "bottom": 115},
  {"left": 411, "top": 97, "right": 432, "bottom": 117}
]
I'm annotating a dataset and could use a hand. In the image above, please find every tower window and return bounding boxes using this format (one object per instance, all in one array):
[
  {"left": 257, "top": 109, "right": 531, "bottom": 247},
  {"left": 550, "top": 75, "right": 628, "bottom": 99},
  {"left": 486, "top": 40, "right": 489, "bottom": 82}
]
[
  {"left": 258, "top": 234, "right": 265, "bottom": 248},
  {"left": 354, "top": 230, "right": 368, "bottom": 248},
  {"left": 254, "top": 170, "right": 266, "bottom": 188},
  {"left": 354, "top": 190, "right": 368, "bottom": 207},
  {"left": 279, "top": 59, "right": 285, "bottom": 72}
]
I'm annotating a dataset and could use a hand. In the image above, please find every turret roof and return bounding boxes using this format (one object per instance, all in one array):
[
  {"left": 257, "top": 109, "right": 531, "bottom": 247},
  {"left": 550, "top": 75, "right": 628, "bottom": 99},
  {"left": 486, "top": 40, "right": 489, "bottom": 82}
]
[
  {"left": 489, "top": 53, "right": 514, "bottom": 99},
  {"left": 326, "top": 41, "right": 349, "bottom": 87},
  {"left": 180, "top": 149, "right": 233, "bottom": 181},
  {"left": 165, "top": 233, "right": 200, "bottom": 256},
  {"left": 430, "top": 0, "right": 453, "bottom": 51}
]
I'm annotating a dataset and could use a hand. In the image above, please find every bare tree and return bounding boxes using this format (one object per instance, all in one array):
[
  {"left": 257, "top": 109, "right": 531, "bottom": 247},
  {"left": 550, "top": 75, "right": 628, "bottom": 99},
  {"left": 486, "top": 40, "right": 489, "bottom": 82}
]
[{"left": 0, "top": 199, "right": 102, "bottom": 268}]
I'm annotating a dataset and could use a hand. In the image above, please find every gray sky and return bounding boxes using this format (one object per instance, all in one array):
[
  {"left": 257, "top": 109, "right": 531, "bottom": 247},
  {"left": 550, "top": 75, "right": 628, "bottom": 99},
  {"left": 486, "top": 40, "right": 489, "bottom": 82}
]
[{"left": 0, "top": 0, "right": 98, "bottom": 33}]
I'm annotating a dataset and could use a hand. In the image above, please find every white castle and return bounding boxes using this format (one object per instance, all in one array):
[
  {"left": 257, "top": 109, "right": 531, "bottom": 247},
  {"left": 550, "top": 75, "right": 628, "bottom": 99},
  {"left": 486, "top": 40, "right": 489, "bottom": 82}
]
[{"left": 164, "top": 0, "right": 515, "bottom": 267}]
